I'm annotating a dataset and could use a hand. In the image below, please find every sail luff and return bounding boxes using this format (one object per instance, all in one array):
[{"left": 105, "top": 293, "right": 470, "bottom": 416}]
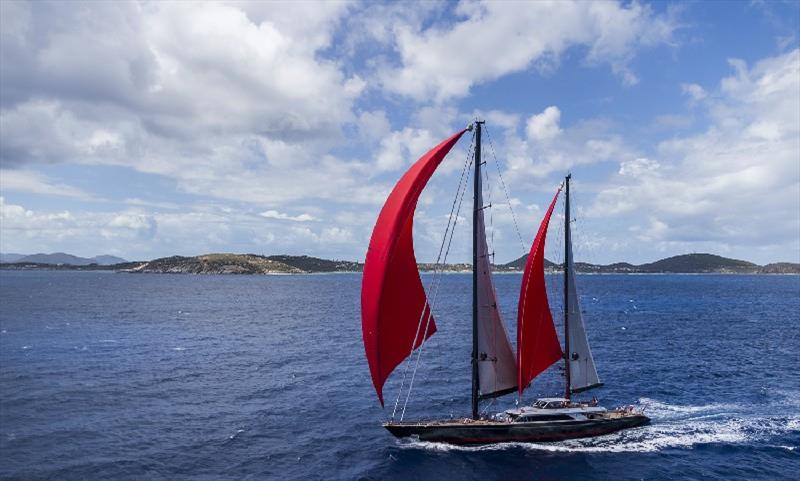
[
  {"left": 516, "top": 189, "right": 564, "bottom": 398},
  {"left": 361, "top": 129, "right": 467, "bottom": 406}
]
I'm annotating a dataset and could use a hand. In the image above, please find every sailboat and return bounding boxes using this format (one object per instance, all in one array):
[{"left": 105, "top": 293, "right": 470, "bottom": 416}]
[{"left": 361, "top": 121, "right": 649, "bottom": 445}]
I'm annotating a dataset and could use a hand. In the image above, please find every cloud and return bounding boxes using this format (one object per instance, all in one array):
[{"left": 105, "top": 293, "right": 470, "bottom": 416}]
[
  {"left": 0, "top": 169, "right": 94, "bottom": 199},
  {"left": 681, "top": 83, "right": 707, "bottom": 102},
  {"left": 504, "top": 108, "right": 637, "bottom": 184},
  {"left": 0, "top": 197, "right": 368, "bottom": 260},
  {"left": 591, "top": 49, "right": 800, "bottom": 259},
  {"left": 0, "top": 0, "right": 366, "bottom": 207},
  {"left": 618, "top": 158, "right": 660, "bottom": 177},
  {"left": 379, "top": 1, "right": 677, "bottom": 101},
  {"left": 375, "top": 127, "right": 439, "bottom": 171},
  {"left": 102, "top": 213, "right": 157, "bottom": 240},
  {"left": 259, "top": 210, "right": 317, "bottom": 222},
  {"left": 0, "top": 1, "right": 795, "bottom": 266},
  {"left": 526, "top": 106, "right": 563, "bottom": 142},
  {"left": 357, "top": 110, "right": 392, "bottom": 143},
  {"left": 124, "top": 198, "right": 180, "bottom": 210}
]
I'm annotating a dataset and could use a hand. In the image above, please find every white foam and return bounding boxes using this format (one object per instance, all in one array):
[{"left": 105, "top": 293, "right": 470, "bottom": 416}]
[
  {"left": 172, "top": 347, "right": 186, "bottom": 351},
  {"left": 638, "top": 398, "right": 738, "bottom": 418}
]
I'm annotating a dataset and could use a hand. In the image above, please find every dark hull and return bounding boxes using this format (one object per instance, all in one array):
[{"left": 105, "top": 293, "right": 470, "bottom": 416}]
[{"left": 384, "top": 414, "right": 650, "bottom": 445}]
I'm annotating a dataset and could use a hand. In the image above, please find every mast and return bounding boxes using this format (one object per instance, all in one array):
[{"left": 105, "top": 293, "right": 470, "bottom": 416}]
[
  {"left": 563, "top": 174, "right": 572, "bottom": 400},
  {"left": 472, "top": 121, "right": 484, "bottom": 419}
]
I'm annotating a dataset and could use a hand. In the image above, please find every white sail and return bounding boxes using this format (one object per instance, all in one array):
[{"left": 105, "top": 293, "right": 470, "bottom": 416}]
[
  {"left": 565, "top": 222, "right": 602, "bottom": 393},
  {"left": 476, "top": 184, "right": 517, "bottom": 398}
]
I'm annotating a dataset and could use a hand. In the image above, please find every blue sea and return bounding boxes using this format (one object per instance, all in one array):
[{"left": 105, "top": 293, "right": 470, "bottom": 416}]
[{"left": 0, "top": 271, "right": 798, "bottom": 480}]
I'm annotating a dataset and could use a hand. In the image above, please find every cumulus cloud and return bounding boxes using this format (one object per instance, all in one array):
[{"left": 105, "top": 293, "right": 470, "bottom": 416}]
[
  {"left": 0, "top": 197, "right": 369, "bottom": 260},
  {"left": 375, "top": 127, "right": 440, "bottom": 171},
  {"left": 592, "top": 49, "right": 800, "bottom": 259},
  {"left": 259, "top": 210, "right": 317, "bottom": 222},
  {"left": 1, "top": 0, "right": 794, "bottom": 266},
  {"left": 618, "top": 158, "right": 660, "bottom": 177},
  {"left": 0, "top": 0, "right": 368, "bottom": 206},
  {"left": 379, "top": 0, "right": 677, "bottom": 101},
  {"left": 526, "top": 106, "right": 563, "bottom": 142},
  {"left": 102, "top": 213, "right": 157, "bottom": 240},
  {"left": 504, "top": 108, "right": 637, "bottom": 184}
]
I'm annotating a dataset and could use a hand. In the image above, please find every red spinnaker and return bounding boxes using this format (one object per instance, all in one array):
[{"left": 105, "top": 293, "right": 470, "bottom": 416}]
[
  {"left": 361, "top": 129, "right": 467, "bottom": 406},
  {"left": 517, "top": 188, "right": 563, "bottom": 397}
]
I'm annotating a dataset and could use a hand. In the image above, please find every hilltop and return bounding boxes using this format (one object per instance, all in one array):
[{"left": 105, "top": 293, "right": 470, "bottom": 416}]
[
  {"left": 123, "top": 254, "right": 302, "bottom": 274},
  {"left": 1, "top": 252, "right": 127, "bottom": 266},
  {"left": 498, "top": 253, "right": 799, "bottom": 274}
]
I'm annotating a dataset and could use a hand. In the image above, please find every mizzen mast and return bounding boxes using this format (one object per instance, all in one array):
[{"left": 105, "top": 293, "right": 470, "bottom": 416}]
[{"left": 563, "top": 173, "right": 572, "bottom": 400}]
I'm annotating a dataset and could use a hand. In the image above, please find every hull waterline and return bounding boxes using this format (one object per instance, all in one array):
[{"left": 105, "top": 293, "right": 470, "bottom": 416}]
[{"left": 384, "top": 414, "right": 650, "bottom": 445}]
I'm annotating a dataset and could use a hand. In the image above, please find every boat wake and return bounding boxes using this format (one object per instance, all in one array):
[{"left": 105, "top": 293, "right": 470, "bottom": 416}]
[{"left": 397, "top": 397, "right": 800, "bottom": 453}]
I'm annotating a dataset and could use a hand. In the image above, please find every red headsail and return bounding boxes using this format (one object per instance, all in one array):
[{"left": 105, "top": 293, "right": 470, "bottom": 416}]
[
  {"left": 361, "top": 129, "right": 467, "bottom": 406},
  {"left": 517, "top": 188, "right": 563, "bottom": 397}
]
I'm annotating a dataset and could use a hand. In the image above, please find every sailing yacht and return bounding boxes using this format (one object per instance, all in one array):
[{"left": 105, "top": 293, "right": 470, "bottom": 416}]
[{"left": 361, "top": 121, "right": 649, "bottom": 445}]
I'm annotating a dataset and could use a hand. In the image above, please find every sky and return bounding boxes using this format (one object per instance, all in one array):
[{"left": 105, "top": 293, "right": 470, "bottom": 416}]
[{"left": 0, "top": 0, "right": 798, "bottom": 265}]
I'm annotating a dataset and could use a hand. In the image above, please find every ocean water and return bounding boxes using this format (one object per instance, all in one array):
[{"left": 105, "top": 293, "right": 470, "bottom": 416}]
[{"left": 0, "top": 271, "right": 798, "bottom": 480}]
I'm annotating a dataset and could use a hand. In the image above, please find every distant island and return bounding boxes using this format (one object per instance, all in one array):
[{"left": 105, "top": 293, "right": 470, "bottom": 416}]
[
  {"left": 1, "top": 252, "right": 798, "bottom": 275},
  {"left": 0, "top": 252, "right": 127, "bottom": 265}
]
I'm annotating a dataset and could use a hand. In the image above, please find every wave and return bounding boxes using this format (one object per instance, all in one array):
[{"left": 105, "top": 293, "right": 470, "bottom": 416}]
[{"left": 397, "top": 398, "right": 800, "bottom": 453}]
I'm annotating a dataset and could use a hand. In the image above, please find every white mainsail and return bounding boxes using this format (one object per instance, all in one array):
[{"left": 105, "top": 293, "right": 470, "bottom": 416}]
[
  {"left": 475, "top": 182, "right": 517, "bottom": 398},
  {"left": 565, "top": 219, "right": 602, "bottom": 393}
]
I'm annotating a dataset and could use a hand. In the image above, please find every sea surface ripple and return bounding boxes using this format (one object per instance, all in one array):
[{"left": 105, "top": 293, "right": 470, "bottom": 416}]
[{"left": 0, "top": 271, "right": 798, "bottom": 480}]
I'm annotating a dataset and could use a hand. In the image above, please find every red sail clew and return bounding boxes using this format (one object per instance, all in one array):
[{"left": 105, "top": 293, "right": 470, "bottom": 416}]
[
  {"left": 361, "top": 129, "right": 467, "bottom": 406},
  {"left": 517, "top": 188, "right": 564, "bottom": 397}
]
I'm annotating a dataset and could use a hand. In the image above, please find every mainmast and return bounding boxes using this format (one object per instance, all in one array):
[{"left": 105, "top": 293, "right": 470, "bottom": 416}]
[
  {"left": 471, "top": 121, "right": 484, "bottom": 419},
  {"left": 563, "top": 174, "right": 572, "bottom": 400}
]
